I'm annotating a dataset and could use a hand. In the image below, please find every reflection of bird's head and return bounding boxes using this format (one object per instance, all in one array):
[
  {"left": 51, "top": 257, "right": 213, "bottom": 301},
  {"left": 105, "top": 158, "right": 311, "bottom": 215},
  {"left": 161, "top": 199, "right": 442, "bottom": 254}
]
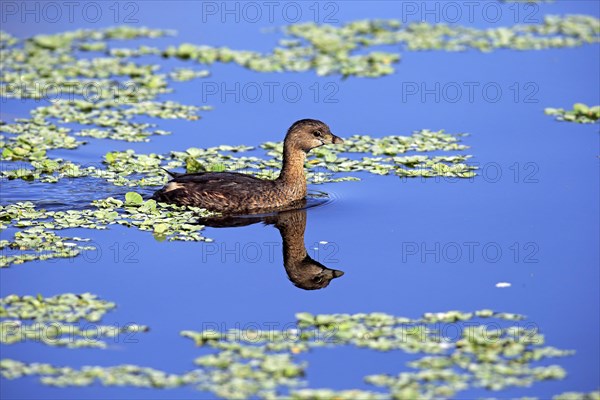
[
  {"left": 275, "top": 208, "right": 345, "bottom": 290},
  {"left": 286, "top": 255, "right": 345, "bottom": 290},
  {"left": 199, "top": 206, "right": 345, "bottom": 291}
]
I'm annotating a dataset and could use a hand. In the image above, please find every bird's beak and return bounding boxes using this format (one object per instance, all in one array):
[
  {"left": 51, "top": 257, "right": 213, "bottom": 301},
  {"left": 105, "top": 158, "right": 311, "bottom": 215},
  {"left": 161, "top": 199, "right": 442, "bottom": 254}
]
[
  {"left": 331, "top": 134, "right": 344, "bottom": 144},
  {"left": 332, "top": 270, "right": 344, "bottom": 278}
]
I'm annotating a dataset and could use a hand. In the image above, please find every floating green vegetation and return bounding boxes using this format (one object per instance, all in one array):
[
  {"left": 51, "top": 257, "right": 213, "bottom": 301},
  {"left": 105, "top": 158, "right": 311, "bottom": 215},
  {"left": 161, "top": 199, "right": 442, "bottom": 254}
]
[
  {"left": 30, "top": 26, "right": 169, "bottom": 50},
  {"left": 1, "top": 27, "right": 173, "bottom": 101},
  {"left": 0, "top": 293, "right": 147, "bottom": 348},
  {"left": 1, "top": 101, "right": 206, "bottom": 147},
  {"left": 1, "top": 27, "right": 210, "bottom": 174},
  {"left": 1, "top": 15, "right": 598, "bottom": 106},
  {"left": 0, "top": 293, "right": 115, "bottom": 322},
  {"left": 0, "top": 196, "right": 214, "bottom": 268},
  {"left": 32, "top": 100, "right": 207, "bottom": 124},
  {"left": 0, "top": 310, "right": 577, "bottom": 399},
  {"left": 291, "top": 389, "right": 386, "bottom": 400},
  {"left": 169, "top": 68, "right": 211, "bottom": 82},
  {"left": 0, "top": 227, "right": 94, "bottom": 268},
  {"left": 545, "top": 103, "right": 600, "bottom": 124},
  {"left": 0, "top": 359, "right": 200, "bottom": 387},
  {"left": 0, "top": 119, "right": 83, "bottom": 161},
  {"left": 553, "top": 391, "right": 600, "bottom": 400},
  {"left": 14, "top": 99, "right": 210, "bottom": 143},
  {"left": 161, "top": 15, "right": 599, "bottom": 77},
  {"left": 0, "top": 320, "right": 146, "bottom": 348},
  {"left": 2, "top": 129, "right": 476, "bottom": 188},
  {"left": 0, "top": 158, "right": 95, "bottom": 183},
  {"left": 0, "top": 31, "right": 18, "bottom": 47},
  {"left": 263, "top": 130, "right": 476, "bottom": 180}
]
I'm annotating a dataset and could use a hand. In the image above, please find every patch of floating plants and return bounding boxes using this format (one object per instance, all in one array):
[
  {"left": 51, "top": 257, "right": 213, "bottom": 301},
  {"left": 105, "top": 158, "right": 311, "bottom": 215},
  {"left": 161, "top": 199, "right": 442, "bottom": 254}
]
[
  {"left": 2, "top": 129, "right": 476, "bottom": 184},
  {"left": 1, "top": 306, "right": 596, "bottom": 399},
  {"left": 0, "top": 293, "right": 147, "bottom": 348},
  {"left": 0, "top": 15, "right": 598, "bottom": 104},
  {"left": 0, "top": 197, "right": 215, "bottom": 267},
  {"left": 160, "top": 15, "right": 599, "bottom": 77},
  {"left": 545, "top": 103, "right": 600, "bottom": 124}
]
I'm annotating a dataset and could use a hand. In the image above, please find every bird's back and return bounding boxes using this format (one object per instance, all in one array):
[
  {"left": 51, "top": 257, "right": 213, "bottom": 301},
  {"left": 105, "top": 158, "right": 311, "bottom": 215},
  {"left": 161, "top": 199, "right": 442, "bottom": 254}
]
[{"left": 152, "top": 171, "right": 281, "bottom": 213}]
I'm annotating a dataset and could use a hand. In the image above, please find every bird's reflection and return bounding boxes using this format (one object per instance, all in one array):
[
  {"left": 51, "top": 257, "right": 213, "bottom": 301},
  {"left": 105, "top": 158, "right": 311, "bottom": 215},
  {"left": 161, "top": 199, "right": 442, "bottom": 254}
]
[{"left": 199, "top": 204, "right": 344, "bottom": 290}]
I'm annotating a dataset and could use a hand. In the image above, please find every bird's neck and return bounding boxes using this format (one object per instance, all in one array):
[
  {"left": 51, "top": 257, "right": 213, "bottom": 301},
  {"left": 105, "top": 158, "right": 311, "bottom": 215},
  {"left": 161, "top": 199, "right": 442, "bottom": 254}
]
[
  {"left": 276, "top": 211, "right": 308, "bottom": 265},
  {"left": 276, "top": 145, "right": 307, "bottom": 197}
]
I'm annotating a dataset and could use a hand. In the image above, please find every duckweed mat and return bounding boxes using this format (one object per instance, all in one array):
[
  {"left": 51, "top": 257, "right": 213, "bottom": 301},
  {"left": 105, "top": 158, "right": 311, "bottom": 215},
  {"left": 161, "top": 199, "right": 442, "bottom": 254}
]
[
  {"left": 545, "top": 103, "right": 600, "bottom": 124},
  {"left": 1, "top": 304, "right": 594, "bottom": 400},
  {"left": 0, "top": 293, "right": 147, "bottom": 348}
]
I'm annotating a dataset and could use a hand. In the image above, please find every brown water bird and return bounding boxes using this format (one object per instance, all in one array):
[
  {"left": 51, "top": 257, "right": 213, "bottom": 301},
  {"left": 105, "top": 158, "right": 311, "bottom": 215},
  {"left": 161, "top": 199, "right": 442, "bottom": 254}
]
[{"left": 152, "top": 119, "right": 344, "bottom": 214}]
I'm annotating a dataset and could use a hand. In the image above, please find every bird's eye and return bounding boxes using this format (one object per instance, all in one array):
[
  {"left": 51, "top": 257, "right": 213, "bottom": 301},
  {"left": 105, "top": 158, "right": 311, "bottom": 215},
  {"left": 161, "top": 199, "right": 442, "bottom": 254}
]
[{"left": 313, "top": 130, "right": 322, "bottom": 137}]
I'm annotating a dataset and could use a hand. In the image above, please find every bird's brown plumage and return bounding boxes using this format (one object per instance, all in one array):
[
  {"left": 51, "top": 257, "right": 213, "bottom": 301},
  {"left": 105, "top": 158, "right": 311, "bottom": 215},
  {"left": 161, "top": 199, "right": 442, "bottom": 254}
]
[{"left": 152, "top": 119, "right": 343, "bottom": 214}]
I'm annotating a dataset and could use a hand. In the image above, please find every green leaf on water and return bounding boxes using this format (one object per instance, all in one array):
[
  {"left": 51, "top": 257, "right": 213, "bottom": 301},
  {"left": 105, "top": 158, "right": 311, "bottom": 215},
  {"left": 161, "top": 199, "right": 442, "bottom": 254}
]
[
  {"left": 573, "top": 103, "right": 589, "bottom": 113},
  {"left": 125, "top": 192, "right": 144, "bottom": 206},
  {"left": 153, "top": 223, "right": 168, "bottom": 234},
  {"left": 208, "top": 164, "right": 226, "bottom": 172}
]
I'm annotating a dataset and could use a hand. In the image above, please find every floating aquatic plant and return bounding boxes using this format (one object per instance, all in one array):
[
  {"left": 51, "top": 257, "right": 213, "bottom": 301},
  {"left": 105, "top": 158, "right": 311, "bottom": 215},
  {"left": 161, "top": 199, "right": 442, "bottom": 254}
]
[
  {"left": 160, "top": 15, "right": 599, "bottom": 77},
  {"left": 2, "top": 15, "right": 598, "bottom": 108},
  {"left": 0, "top": 320, "right": 147, "bottom": 348},
  {"left": 0, "top": 227, "right": 95, "bottom": 268},
  {"left": 545, "top": 103, "right": 600, "bottom": 124},
  {"left": 0, "top": 119, "right": 83, "bottom": 161},
  {"left": 2, "top": 28, "right": 172, "bottom": 101},
  {"left": 553, "top": 391, "right": 600, "bottom": 400},
  {"left": 169, "top": 68, "right": 211, "bottom": 81},
  {"left": 0, "top": 293, "right": 147, "bottom": 348},
  {"left": 0, "top": 310, "right": 577, "bottom": 399},
  {"left": 0, "top": 195, "right": 215, "bottom": 268},
  {"left": 0, "top": 293, "right": 115, "bottom": 322},
  {"left": 2, "top": 129, "right": 476, "bottom": 188}
]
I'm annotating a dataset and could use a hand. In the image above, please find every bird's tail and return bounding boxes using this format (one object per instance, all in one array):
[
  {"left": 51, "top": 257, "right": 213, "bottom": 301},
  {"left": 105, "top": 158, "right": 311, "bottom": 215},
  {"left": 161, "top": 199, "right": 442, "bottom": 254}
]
[{"left": 161, "top": 168, "right": 183, "bottom": 178}]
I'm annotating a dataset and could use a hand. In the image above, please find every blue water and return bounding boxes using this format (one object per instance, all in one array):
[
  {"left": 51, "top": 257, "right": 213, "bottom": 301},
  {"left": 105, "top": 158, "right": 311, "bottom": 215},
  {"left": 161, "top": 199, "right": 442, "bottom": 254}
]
[{"left": 1, "top": 1, "right": 599, "bottom": 399}]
